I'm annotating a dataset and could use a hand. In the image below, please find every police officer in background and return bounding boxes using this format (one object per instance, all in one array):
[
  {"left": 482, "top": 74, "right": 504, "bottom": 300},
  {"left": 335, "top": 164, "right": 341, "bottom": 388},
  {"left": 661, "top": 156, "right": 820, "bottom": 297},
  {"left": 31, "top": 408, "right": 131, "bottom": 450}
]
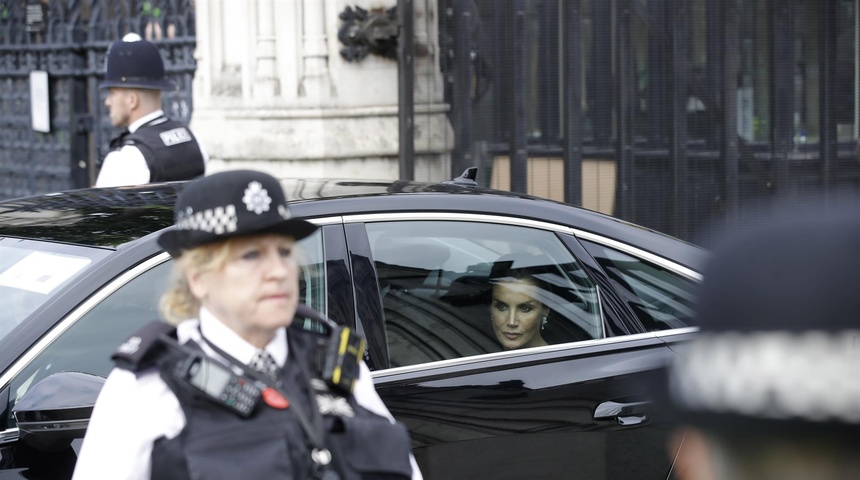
[
  {"left": 664, "top": 206, "right": 860, "bottom": 480},
  {"left": 73, "top": 170, "right": 421, "bottom": 480},
  {"left": 95, "top": 33, "right": 207, "bottom": 188}
]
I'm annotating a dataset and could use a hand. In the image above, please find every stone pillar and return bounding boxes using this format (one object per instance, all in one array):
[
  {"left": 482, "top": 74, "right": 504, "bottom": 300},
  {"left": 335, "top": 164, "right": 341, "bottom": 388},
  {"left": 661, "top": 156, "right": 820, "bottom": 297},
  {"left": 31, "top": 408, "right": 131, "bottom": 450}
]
[
  {"left": 254, "top": 0, "right": 280, "bottom": 98},
  {"left": 300, "top": 0, "right": 332, "bottom": 98},
  {"left": 411, "top": 0, "right": 453, "bottom": 180},
  {"left": 191, "top": 0, "right": 452, "bottom": 182}
]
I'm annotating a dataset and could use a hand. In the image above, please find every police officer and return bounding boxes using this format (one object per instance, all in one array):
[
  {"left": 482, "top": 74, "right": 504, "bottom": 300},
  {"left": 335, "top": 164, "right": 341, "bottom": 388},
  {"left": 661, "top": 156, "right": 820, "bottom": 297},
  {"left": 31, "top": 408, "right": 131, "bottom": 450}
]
[
  {"left": 73, "top": 170, "right": 422, "bottom": 480},
  {"left": 664, "top": 206, "right": 860, "bottom": 480},
  {"left": 95, "top": 33, "right": 207, "bottom": 188}
]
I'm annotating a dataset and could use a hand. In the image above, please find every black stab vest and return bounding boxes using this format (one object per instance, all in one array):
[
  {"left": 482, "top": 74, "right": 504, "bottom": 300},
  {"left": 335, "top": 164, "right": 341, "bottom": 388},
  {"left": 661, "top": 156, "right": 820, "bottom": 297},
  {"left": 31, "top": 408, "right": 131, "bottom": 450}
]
[
  {"left": 109, "top": 116, "right": 205, "bottom": 182},
  {"left": 146, "top": 326, "right": 414, "bottom": 480}
]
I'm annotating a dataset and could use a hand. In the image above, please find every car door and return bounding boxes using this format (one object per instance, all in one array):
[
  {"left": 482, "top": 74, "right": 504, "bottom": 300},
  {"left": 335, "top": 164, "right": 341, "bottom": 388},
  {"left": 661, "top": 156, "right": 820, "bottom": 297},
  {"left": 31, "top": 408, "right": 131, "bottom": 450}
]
[{"left": 344, "top": 214, "right": 700, "bottom": 480}]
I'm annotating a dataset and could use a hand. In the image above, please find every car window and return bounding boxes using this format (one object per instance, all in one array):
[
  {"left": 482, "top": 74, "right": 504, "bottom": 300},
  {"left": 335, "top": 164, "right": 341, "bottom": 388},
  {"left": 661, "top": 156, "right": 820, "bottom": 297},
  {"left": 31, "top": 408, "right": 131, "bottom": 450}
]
[
  {"left": 365, "top": 221, "right": 601, "bottom": 368},
  {"left": 5, "top": 259, "right": 172, "bottom": 430},
  {"left": 4, "top": 230, "right": 325, "bottom": 429},
  {"left": 0, "top": 239, "right": 110, "bottom": 342},
  {"left": 579, "top": 239, "right": 698, "bottom": 331}
]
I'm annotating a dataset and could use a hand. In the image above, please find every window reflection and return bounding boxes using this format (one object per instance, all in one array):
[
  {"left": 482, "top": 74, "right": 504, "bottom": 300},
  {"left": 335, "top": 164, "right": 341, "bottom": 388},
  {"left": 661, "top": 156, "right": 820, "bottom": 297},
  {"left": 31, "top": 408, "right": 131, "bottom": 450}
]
[
  {"left": 580, "top": 239, "right": 698, "bottom": 332},
  {"left": 366, "top": 221, "right": 601, "bottom": 368}
]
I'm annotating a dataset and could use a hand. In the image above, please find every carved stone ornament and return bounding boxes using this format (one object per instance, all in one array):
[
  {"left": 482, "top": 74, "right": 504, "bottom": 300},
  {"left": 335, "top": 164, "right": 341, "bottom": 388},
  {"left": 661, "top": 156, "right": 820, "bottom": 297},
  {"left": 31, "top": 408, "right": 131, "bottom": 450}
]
[{"left": 337, "top": 5, "right": 399, "bottom": 62}]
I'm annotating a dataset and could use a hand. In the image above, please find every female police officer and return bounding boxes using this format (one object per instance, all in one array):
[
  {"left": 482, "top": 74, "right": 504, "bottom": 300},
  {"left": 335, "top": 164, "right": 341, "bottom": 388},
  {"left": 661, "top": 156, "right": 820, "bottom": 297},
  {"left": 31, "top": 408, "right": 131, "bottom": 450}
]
[{"left": 73, "top": 170, "right": 421, "bottom": 480}]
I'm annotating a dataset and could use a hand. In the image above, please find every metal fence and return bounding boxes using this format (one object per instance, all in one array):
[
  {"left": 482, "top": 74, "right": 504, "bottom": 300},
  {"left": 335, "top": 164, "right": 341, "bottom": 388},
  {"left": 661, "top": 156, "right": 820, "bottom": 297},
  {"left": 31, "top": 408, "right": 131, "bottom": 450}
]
[
  {"left": 438, "top": 0, "right": 860, "bottom": 246},
  {"left": 4, "top": 0, "right": 859, "bottom": 247},
  {"left": 0, "top": 0, "right": 196, "bottom": 200}
]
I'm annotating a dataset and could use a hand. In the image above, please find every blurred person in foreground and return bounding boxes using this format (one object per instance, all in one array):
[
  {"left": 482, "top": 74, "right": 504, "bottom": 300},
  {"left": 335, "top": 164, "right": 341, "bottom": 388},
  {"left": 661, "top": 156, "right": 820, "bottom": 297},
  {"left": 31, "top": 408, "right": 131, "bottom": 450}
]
[
  {"left": 73, "top": 170, "right": 420, "bottom": 479},
  {"left": 664, "top": 206, "right": 860, "bottom": 480},
  {"left": 95, "top": 33, "right": 206, "bottom": 187}
]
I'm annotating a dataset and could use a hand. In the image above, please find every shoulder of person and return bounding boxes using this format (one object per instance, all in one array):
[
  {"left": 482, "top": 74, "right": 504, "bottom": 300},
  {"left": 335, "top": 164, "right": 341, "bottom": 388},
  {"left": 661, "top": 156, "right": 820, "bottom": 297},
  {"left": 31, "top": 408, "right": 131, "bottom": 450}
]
[
  {"left": 111, "top": 320, "right": 177, "bottom": 373},
  {"left": 109, "top": 130, "right": 132, "bottom": 149}
]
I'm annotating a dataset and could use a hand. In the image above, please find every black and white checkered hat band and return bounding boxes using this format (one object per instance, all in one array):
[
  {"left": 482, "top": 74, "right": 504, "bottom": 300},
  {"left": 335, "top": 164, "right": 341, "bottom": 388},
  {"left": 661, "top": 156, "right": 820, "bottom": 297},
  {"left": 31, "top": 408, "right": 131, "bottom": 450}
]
[
  {"left": 175, "top": 205, "right": 238, "bottom": 235},
  {"left": 670, "top": 331, "right": 860, "bottom": 424}
]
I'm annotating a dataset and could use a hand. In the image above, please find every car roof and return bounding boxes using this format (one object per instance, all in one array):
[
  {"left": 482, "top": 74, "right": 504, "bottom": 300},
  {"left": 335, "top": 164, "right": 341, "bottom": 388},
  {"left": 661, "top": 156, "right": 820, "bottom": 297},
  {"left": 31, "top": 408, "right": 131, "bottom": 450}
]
[
  {"left": 0, "top": 178, "right": 708, "bottom": 269},
  {"left": 0, "top": 184, "right": 183, "bottom": 248},
  {"left": 0, "top": 179, "right": 477, "bottom": 246}
]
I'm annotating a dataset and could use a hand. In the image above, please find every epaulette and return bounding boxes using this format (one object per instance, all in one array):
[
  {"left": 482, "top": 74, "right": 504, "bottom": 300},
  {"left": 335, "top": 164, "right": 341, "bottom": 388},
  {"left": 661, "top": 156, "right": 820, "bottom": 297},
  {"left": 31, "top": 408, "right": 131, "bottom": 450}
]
[
  {"left": 108, "top": 130, "right": 131, "bottom": 149},
  {"left": 111, "top": 320, "right": 177, "bottom": 372}
]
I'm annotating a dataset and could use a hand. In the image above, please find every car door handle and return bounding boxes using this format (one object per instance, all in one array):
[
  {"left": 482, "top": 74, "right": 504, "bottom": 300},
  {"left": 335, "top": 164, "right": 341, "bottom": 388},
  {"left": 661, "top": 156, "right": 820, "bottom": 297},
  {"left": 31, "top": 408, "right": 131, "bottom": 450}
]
[{"left": 593, "top": 400, "right": 650, "bottom": 425}]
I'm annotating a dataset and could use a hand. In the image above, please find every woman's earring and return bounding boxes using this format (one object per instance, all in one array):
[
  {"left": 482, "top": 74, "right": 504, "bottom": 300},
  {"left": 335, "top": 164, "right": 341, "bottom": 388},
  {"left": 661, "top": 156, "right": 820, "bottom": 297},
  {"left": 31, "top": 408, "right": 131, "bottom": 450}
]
[{"left": 541, "top": 315, "right": 548, "bottom": 330}]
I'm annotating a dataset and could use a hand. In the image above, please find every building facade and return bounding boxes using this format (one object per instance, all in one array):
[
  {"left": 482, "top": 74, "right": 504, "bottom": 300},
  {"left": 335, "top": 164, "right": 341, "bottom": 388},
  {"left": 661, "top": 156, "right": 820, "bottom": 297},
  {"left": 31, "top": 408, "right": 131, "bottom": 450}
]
[{"left": 191, "top": 0, "right": 452, "bottom": 181}]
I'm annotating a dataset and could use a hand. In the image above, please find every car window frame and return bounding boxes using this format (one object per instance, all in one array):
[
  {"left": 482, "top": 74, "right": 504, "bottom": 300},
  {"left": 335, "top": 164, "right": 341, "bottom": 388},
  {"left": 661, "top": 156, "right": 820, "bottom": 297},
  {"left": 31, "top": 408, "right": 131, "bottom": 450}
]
[
  {"left": 575, "top": 235, "right": 701, "bottom": 333},
  {"left": 339, "top": 212, "right": 703, "bottom": 376},
  {"left": 342, "top": 213, "right": 613, "bottom": 370},
  {"left": 559, "top": 230, "right": 702, "bottom": 336},
  {"left": 573, "top": 230, "right": 702, "bottom": 283}
]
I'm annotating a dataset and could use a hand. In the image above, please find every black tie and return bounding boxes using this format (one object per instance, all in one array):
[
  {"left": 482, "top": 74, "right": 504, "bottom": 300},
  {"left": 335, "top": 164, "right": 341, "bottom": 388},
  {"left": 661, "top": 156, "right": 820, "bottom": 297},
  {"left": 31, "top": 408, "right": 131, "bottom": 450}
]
[{"left": 249, "top": 350, "right": 279, "bottom": 382}]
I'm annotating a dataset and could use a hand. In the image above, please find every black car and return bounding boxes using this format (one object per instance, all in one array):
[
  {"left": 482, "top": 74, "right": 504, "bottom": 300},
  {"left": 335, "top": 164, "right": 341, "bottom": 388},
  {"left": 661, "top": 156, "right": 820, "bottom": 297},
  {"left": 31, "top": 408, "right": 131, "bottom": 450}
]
[{"left": 0, "top": 177, "right": 705, "bottom": 479}]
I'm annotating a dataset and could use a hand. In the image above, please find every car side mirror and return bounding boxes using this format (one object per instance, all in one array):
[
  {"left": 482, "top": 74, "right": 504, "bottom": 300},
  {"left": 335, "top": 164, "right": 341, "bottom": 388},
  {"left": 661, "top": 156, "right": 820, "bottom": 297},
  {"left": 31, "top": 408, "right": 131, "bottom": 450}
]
[{"left": 12, "top": 371, "right": 105, "bottom": 452}]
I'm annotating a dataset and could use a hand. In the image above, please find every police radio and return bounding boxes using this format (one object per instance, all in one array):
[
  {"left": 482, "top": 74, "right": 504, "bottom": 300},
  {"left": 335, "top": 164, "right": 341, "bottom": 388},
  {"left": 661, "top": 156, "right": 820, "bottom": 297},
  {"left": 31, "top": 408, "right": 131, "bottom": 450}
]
[
  {"left": 176, "top": 353, "right": 262, "bottom": 418},
  {"left": 320, "top": 326, "right": 366, "bottom": 394}
]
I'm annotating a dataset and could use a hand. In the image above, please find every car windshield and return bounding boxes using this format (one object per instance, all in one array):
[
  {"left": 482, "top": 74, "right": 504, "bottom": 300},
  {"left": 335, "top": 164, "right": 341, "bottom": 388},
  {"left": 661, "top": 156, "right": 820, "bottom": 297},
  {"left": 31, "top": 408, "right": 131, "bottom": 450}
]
[{"left": 0, "top": 238, "right": 111, "bottom": 342}]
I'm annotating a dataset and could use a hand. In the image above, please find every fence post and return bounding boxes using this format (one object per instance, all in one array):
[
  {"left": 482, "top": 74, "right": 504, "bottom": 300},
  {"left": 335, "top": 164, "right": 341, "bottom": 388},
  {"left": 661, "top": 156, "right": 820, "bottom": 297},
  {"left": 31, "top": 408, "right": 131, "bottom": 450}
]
[
  {"left": 722, "top": 0, "right": 740, "bottom": 218},
  {"left": 671, "top": 0, "right": 689, "bottom": 239},
  {"left": 771, "top": 0, "right": 794, "bottom": 196},
  {"left": 615, "top": 0, "right": 635, "bottom": 220},
  {"left": 563, "top": 0, "right": 583, "bottom": 207},
  {"left": 451, "top": 0, "right": 473, "bottom": 179},
  {"left": 508, "top": 0, "right": 528, "bottom": 194},
  {"left": 819, "top": 0, "right": 838, "bottom": 193},
  {"left": 398, "top": 0, "right": 415, "bottom": 181}
]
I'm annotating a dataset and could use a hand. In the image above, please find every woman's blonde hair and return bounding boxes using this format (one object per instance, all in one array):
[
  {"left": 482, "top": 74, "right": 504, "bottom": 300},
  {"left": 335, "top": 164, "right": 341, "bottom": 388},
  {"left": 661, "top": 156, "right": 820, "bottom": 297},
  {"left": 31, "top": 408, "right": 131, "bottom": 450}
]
[{"left": 158, "top": 239, "right": 238, "bottom": 325}]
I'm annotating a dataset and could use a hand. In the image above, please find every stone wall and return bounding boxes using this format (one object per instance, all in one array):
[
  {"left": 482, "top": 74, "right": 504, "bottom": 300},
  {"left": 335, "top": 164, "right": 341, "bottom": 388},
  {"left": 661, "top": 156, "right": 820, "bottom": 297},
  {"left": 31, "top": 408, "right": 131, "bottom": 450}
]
[{"left": 191, "top": 0, "right": 452, "bottom": 182}]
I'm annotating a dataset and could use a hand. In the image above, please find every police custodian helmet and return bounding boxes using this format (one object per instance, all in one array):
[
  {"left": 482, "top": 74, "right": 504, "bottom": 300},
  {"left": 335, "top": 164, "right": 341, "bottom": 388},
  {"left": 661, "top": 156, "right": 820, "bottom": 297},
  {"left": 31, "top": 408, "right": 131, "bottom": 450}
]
[
  {"left": 666, "top": 205, "right": 860, "bottom": 437},
  {"left": 100, "top": 33, "right": 176, "bottom": 91},
  {"left": 158, "top": 170, "right": 318, "bottom": 257}
]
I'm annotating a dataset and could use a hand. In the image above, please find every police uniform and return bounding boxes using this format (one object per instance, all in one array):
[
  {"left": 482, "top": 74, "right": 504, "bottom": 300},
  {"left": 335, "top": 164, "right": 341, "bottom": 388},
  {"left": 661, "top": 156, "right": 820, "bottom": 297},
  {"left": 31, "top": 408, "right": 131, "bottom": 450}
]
[
  {"left": 666, "top": 207, "right": 860, "bottom": 433},
  {"left": 661, "top": 205, "right": 860, "bottom": 479},
  {"left": 96, "top": 109, "right": 207, "bottom": 187},
  {"left": 73, "top": 170, "right": 422, "bottom": 480},
  {"left": 73, "top": 309, "right": 419, "bottom": 480},
  {"left": 95, "top": 34, "right": 206, "bottom": 188}
]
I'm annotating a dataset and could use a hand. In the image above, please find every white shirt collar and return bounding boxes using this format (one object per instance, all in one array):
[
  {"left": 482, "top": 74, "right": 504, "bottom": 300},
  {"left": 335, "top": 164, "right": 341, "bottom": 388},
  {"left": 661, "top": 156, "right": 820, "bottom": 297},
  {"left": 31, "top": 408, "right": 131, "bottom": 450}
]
[
  {"left": 128, "top": 109, "right": 165, "bottom": 133},
  {"left": 177, "top": 307, "right": 288, "bottom": 367}
]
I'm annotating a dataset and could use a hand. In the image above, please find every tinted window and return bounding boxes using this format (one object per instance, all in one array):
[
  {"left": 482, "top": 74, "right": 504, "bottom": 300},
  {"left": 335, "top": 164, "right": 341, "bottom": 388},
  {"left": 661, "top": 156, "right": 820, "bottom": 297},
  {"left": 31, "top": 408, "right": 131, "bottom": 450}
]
[
  {"left": 580, "top": 239, "right": 698, "bottom": 331},
  {"left": 4, "top": 231, "right": 325, "bottom": 429},
  {"left": 366, "top": 221, "right": 601, "bottom": 368}
]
